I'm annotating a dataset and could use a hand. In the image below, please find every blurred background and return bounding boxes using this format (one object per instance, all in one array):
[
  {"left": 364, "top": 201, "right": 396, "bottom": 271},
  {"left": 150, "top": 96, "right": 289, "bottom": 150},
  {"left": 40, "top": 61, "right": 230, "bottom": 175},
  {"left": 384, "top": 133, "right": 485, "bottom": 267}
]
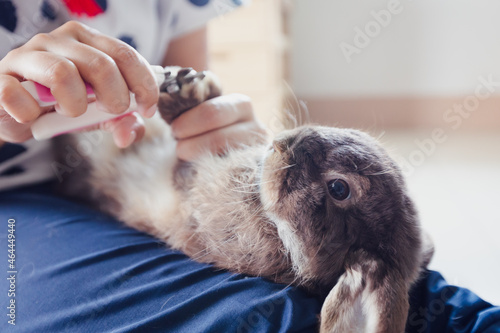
[{"left": 208, "top": 0, "right": 500, "bottom": 304}]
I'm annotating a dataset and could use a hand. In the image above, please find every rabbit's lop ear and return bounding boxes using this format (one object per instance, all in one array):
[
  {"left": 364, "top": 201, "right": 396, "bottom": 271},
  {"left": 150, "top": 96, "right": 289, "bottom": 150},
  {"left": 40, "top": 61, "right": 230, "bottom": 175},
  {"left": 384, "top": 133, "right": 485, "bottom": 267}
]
[{"left": 320, "top": 252, "right": 409, "bottom": 333}]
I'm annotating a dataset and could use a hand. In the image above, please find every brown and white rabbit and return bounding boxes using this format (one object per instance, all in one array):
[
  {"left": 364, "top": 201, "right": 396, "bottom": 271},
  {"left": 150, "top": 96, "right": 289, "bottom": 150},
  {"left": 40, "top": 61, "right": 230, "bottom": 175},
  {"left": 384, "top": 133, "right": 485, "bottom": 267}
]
[{"left": 54, "top": 67, "right": 433, "bottom": 333}]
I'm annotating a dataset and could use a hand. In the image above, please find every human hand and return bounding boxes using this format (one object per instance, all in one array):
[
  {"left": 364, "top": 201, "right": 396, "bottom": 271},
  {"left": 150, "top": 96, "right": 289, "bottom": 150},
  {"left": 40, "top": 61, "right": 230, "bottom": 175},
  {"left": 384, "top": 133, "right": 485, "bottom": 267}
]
[
  {"left": 0, "top": 21, "right": 159, "bottom": 147},
  {"left": 170, "top": 93, "right": 267, "bottom": 161}
]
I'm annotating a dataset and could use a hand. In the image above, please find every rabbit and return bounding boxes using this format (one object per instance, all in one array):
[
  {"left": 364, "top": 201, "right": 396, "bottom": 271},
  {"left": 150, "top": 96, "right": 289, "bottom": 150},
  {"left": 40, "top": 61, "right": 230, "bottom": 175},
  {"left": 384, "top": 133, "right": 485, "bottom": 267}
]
[{"left": 53, "top": 67, "right": 434, "bottom": 333}]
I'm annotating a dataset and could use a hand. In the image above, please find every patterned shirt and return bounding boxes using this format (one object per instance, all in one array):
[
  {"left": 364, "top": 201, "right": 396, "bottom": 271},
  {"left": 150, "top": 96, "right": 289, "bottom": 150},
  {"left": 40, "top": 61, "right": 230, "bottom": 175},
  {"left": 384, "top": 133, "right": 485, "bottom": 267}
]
[{"left": 0, "top": 0, "right": 244, "bottom": 191}]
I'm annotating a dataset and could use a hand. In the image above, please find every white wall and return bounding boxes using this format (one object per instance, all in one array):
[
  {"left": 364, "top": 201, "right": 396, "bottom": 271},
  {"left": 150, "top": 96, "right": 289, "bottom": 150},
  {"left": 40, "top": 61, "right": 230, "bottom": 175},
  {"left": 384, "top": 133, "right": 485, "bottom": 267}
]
[{"left": 290, "top": 0, "right": 500, "bottom": 98}]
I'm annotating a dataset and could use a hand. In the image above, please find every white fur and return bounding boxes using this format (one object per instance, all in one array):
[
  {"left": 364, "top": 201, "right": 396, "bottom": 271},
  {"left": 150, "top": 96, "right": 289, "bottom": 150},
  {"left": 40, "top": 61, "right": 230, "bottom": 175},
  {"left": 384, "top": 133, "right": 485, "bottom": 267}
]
[
  {"left": 263, "top": 211, "right": 309, "bottom": 279},
  {"left": 77, "top": 117, "right": 183, "bottom": 236},
  {"left": 321, "top": 268, "right": 365, "bottom": 333},
  {"left": 361, "top": 282, "right": 380, "bottom": 333},
  {"left": 320, "top": 266, "right": 381, "bottom": 333},
  {"left": 258, "top": 146, "right": 311, "bottom": 278}
]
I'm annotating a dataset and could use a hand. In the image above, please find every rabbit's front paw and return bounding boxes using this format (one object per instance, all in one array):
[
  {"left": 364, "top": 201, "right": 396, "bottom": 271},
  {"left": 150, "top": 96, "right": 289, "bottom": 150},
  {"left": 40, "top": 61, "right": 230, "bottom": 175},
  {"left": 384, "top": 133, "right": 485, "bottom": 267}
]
[{"left": 158, "top": 67, "right": 222, "bottom": 124}]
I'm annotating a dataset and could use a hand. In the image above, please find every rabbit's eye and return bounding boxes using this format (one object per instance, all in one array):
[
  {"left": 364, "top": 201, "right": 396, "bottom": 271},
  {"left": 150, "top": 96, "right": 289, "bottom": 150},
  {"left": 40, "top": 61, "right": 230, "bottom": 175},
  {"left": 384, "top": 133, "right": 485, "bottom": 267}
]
[{"left": 327, "top": 179, "right": 350, "bottom": 201}]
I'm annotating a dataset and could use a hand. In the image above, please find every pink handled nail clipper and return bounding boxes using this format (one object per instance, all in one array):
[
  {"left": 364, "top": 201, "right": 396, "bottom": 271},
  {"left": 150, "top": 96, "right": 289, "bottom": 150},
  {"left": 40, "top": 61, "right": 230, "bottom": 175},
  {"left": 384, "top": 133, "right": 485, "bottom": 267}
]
[{"left": 24, "top": 65, "right": 167, "bottom": 140}]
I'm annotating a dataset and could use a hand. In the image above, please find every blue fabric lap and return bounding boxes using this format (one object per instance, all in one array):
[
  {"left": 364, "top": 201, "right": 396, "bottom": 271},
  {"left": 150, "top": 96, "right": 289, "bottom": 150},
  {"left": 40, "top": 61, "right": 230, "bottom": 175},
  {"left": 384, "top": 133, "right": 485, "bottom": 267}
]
[
  {"left": 0, "top": 185, "right": 319, "bottom": 332},
  {"left": 1, "top": 183, "right": 499, "bottom": 332},
  {"left": 406, "top": 270, "right": 500, "bottom": 333}
]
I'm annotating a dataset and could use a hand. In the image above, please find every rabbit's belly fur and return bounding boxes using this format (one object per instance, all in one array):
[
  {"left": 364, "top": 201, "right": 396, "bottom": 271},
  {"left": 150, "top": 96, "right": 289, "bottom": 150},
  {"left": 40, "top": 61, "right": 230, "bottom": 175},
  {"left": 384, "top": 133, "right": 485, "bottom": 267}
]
[{"left": 72, "top": 117, "right": 296, "bottom": 285}]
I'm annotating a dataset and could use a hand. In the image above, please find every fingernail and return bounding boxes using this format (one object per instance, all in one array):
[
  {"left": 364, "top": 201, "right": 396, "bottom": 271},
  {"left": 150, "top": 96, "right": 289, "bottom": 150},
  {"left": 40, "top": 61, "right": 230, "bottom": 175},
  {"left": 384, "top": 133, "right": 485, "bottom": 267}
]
[
  {"left": 142, "top": 104, "right": 157, "bottom": 118},
  {"left": 96, "top": 101, "right": 108, "bottom": 113},
  {"left": 126, "top": 130, "right": 137, "bottom": 147}
]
